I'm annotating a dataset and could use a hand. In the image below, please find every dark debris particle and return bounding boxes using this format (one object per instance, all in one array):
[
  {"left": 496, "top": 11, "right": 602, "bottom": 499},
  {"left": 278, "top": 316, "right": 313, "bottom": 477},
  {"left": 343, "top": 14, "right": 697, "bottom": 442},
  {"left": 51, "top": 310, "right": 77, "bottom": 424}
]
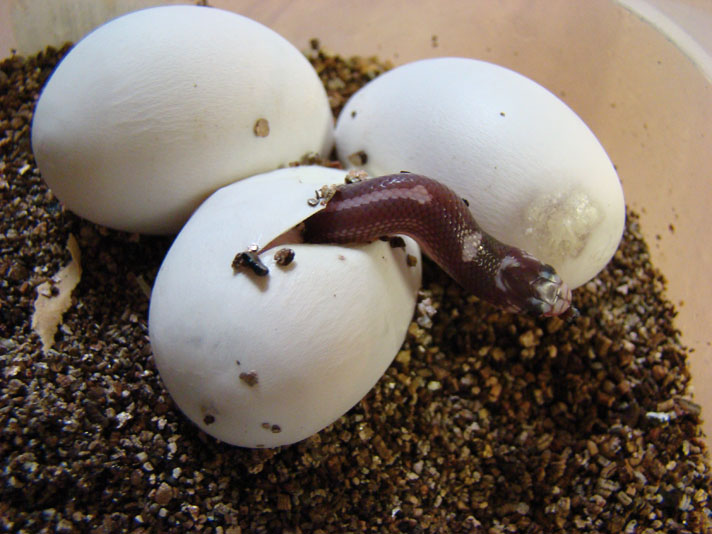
[
  {"left": 389, "top": 236, "right": 406, "bottom": 249},
  {"left": 239, "top": 370, "right": 259, "bottom": 387},
  {"left": 273, "top": 247, "right": 295, "bottom": 266},
  {"left": 406, "top": 254, "right": 418, "bottom": 267},
  {"left": 0, "top": 42, "right": 710, "bottom": 534},
  {"left": 232, "top": 250, "right": 269, "bottom": 276},
  {"left": 203, "top": 414, "right": 215, "bottom": 425},
  {"left": 347, "top": 150, "right": 368, "bottom": 166},
  {"left": 260, "top": 422, "right": 282, "bottom": 434}
]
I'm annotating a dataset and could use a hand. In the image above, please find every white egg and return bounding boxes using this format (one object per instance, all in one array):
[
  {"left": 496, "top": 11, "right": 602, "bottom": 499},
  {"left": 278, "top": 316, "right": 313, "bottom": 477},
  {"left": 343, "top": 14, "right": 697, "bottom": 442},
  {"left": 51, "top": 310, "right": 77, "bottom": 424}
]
[
  {"left": 335, "top": 58, "right": 625, "bottom": 288},
  {"left": 31, "top": 5, "right": 333, "bottom": 234},
  {"left": 148, "top": 166, "right": 421, "bottom": 448}
]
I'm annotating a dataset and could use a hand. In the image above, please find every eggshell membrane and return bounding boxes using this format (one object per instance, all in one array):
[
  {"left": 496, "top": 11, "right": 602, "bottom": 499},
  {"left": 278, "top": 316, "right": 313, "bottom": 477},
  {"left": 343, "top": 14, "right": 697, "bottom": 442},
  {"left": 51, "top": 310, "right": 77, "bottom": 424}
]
[
  {"left": 31, "top": 5, "right": 334, "bottom": 234},
  {"left": 148, "top": 166, "right": 422, "bottom": 447},
  {"left": 335, "top": 57, "right": 625, "bottom": 288}
]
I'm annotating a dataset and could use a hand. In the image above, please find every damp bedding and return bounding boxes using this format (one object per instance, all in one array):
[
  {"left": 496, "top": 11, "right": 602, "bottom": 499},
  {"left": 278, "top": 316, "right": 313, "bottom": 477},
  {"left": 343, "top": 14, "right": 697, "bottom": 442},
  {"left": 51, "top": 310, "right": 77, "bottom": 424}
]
[{"left": 0, "top": 43, "right": 710, "bottom": 533}]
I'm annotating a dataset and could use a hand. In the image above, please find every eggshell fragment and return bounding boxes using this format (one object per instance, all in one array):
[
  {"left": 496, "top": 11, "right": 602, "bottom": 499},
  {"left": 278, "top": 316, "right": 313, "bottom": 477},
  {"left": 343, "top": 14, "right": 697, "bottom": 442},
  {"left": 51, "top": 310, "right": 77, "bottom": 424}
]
[
  {"left": 148, "top": 166, "right": 422, "bottom": 447},
  {"left": 335, "top": 58, "right": 625, "bottom": 288},
  {"left": 31, "top": 5, "right": 334, "bottom": 234}
]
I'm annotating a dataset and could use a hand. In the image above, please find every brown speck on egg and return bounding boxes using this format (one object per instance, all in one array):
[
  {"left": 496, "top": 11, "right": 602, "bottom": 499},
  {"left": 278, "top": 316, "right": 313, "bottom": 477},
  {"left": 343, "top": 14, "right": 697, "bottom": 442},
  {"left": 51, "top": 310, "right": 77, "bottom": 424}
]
[
  {"left": 406, "top": 254, "right": 418, "bottom": 267},
  {"left": 253, "top": 118, "right": 270, "bottom": 137},
  {"left": 239, "top": 370, "right": 259, "bottom": 386},
  {"left": 347, "top": 150, "right": 368, "bottom": 166},
  {"left": 203, "top": 414, "right": 215, "bottom": 425},
  {"left": 274, "top": 248, "right": 295, "bottom": 266}
]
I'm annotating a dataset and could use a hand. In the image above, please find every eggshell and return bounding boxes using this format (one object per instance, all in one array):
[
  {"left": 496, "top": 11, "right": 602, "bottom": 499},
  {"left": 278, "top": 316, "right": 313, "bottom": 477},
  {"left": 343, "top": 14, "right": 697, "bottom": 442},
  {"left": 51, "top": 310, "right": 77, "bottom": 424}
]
[
  {"left": 31, "top": 5, "right": 333, "bottom": 234},
  {"left": 335, "top": 57, "right": 625, "bottom": 288},
  {"left": 148, "top": 166, "right": 422, "bottom": 448}
]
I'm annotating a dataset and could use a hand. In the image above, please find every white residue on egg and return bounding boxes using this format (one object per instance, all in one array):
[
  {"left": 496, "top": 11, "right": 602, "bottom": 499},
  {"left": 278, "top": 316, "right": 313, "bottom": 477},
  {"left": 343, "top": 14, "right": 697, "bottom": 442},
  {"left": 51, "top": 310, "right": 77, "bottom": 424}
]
[{"left": 523, "top": 189, "right": 603, "bottom": 264}]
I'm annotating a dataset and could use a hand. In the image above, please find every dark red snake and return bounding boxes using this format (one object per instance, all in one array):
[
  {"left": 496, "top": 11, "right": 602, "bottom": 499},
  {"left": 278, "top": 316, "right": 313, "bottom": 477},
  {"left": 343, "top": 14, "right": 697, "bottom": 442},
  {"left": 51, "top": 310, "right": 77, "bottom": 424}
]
[{"left": 302, "top": 173, "right": 573, "bottom": 317}]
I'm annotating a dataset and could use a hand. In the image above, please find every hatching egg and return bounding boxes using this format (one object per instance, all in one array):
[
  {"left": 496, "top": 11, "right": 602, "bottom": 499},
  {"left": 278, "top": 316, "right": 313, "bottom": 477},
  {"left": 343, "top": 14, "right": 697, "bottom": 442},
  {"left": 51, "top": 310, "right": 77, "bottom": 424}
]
[
  {"left": 148, "top": 166, "right": 421, "bottom": 448},
  {"left": 335, "top": 57, "right": 625, "bottom": 288},
  {"left": 31, "top": 5, "right": 333, "bottom": 234}
]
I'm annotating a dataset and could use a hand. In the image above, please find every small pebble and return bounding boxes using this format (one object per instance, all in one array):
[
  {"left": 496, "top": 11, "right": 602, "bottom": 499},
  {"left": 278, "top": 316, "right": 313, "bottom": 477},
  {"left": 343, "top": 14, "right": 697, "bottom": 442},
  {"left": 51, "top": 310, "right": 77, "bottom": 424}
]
[{"left": 154, "top": 482, "right": 173, "bottom": 506}]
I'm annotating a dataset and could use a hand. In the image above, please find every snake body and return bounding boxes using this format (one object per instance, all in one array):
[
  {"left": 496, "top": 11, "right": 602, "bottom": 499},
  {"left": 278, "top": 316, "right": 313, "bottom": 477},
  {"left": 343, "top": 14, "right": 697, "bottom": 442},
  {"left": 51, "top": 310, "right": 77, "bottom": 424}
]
[{"left": 302, "top": 173, "right": 572, "bottom": 317}]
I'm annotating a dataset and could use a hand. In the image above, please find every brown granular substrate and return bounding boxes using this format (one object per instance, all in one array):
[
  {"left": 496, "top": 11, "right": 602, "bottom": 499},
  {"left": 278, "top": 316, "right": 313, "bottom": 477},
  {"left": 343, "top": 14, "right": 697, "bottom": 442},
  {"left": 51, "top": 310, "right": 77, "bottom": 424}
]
[{"left": 1, "top": 43, "right": 711, "bottom": 534}]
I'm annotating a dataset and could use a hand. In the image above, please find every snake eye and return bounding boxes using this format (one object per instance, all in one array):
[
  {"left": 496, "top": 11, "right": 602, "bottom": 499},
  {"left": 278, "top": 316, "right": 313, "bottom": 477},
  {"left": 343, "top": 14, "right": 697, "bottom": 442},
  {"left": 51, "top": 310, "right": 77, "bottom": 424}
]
[{"left": 534, "top": 274, "right": 559, "bottom": 302}]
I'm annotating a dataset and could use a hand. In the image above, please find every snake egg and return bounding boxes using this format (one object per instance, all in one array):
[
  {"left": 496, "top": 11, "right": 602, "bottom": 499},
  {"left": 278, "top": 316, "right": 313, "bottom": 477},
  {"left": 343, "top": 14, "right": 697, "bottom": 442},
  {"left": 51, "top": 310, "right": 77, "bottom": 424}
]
[
  {"left": 148, "top": 166, "right": 421, "bottom": 448},
  {"left": 31, "top": 5, "right": 333, "bottom": 234},
  {"left": 335, "top": 57, "right": 625, "bottom": 288}
]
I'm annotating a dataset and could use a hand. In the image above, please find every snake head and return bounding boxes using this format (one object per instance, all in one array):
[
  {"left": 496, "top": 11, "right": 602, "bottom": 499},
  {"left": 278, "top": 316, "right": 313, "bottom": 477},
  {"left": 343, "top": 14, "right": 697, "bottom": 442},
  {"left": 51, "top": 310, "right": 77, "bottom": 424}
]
[{"left": 494, "top": 251, "right": 572, "bottom": 317}]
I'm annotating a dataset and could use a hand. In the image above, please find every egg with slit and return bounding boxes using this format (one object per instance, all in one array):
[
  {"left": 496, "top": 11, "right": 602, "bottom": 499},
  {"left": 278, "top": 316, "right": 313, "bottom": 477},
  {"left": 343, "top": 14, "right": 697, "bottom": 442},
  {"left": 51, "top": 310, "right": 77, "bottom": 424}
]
[{"left": 148, "top": 166, "right": 421, "bottom": 448}]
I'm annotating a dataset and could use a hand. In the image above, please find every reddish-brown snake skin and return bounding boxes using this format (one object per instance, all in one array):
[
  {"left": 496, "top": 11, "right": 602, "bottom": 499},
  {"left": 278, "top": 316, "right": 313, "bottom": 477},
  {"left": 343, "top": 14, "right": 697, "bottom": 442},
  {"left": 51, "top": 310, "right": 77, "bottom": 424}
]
[{"left": 303, "top": 173, "right": 572, "bottom": 317}]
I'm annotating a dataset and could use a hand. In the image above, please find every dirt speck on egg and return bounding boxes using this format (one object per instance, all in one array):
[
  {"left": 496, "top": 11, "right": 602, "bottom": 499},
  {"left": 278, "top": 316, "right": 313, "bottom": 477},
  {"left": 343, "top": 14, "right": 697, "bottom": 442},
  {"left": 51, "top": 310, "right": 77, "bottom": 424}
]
[
  {"left": 274, "top": 247, "right": 295, "bottom": 266},
  {"left": 239, "top": 370, "right": 259, "bottom": 386},
  {"left": 347, "top": 150, "right": 368, "bottom": 166},
  {"left": 253, "top": 117, "right": 270, "bottom": 137},
  {"left": 203, "top": 414, "right": 216, "bottom": 425}
]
